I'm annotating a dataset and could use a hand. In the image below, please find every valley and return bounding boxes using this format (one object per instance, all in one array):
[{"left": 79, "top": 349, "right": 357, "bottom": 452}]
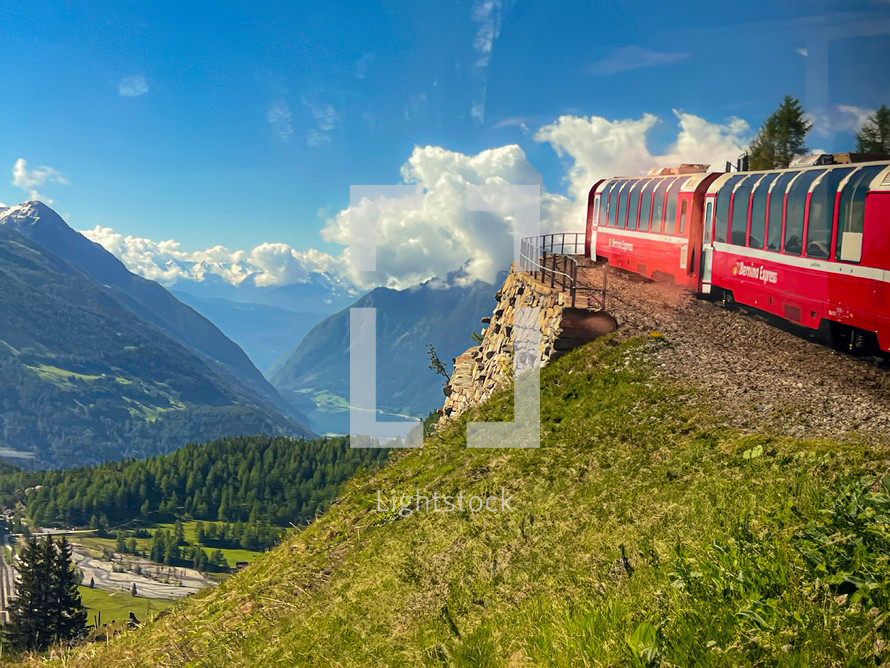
[{"left": 1, "top": 4, "right": 887, "bottom": 662}]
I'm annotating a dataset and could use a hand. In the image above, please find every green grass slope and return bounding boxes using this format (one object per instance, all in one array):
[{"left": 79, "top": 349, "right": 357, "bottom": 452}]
[{"left": 23, "top": 336, "right": 890, "bottom": 666}]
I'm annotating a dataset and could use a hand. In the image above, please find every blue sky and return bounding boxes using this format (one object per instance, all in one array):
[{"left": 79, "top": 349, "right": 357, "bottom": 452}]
[{"left": 1, "top": 0, "right": 889, "bottom": 289}]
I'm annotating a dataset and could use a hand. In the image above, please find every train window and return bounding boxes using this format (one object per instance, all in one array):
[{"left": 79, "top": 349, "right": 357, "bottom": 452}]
[
  {"left": 626, "top": 180, "right": 643, "bottom": 230},
  {"left": 638, "top": 180, "right": 657, "bottom": 232},
  {"left": 679, "top": 199, "right": 688, "bottom": 235},
  {"left": 704, "top": 200, "right": 713, "bottom": 243},
  {"left": 806, "top": 167, "right": 854, "bottom": 259},
  {"left": 749, "top": 173, "right": 778, "bottom": 249},
  {"left": 714, "top": 174, "right": 745, "bottom": 244},
  {"left": 664, "top": 178, "right": 684, "bottom": 234},
  {"left": 602, "top": 181, "right": 617, "bottom": 227},
  {"left": 650, "top": 179, "right": 670, "bottom": 233},
  {"left": 729, "top": 174, "right": 759, "bottom": 246},
  {"left": 609, "top": 181, "right": 626, "bottom": 227},
  {"left": 767, "top": 171, "right": 796, "bottom": 250},
  {"left": 836, "top": 165, "right": 884, "bottom": 263},
  {"left": 784, "top": 170, "right": 822, "bottom": 255},
  {"left": 616, "top": 181, "right": 630, "bottom": 229},
  {"left": 609, "top": 181, "right": 622, "bottom": 227}
]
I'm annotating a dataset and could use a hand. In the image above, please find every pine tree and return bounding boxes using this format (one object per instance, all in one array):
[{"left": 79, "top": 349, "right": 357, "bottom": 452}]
[
  {"left": 191, "top": 546, "right": 209, "bottom": 571},
  {"left": 748, "top": 95, "right": 813, "bottom": 169},
  {"left": 49, "top": 537, "right": 87, "bottom": 643},
  {"left": 209, "top": 549, "right": 227, "bottom": 571},
  {"left": 856, "top": 104, "right": 890, "bottom": 154},
  {"left": 3, "top": 536, "right": 86, "bottom": 651},
  {"left": 4, "top": 537, "right": 52, "bottom": 651},
  {"left": 149, "top": 530, "right": 166, "bottom": 563},
  {"left": 164, "top": 540, "right": 180, "bottom": 565}
]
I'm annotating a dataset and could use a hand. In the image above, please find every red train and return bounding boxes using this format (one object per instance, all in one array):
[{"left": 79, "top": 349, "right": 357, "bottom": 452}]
[{"left": 586, "top": 159, "right": 890, "bottom": 353}]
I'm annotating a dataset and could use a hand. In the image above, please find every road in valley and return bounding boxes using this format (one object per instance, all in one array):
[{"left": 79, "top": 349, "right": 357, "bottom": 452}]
[
  {"left": 71, "top": 546, "right": 216, "bottom": 600},
  {"left": 0, "top": 533, "right": 16, "bottom": 624}
]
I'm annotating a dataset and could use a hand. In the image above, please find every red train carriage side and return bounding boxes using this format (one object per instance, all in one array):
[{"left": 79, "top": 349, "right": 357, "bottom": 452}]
[
  {"left": 590, "top": 168, "right": 720, "bottom": 290},
  {"left": 702, "top": 161, "right": 890, "bottom": 352}
]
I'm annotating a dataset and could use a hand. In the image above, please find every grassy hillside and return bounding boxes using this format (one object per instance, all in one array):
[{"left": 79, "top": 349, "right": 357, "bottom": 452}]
[
  {"left": 77, "top": 587, "right": 174, "bottom": 629},
  {"left": 19, "top": 335, "right": 890, "bottom": 666}
]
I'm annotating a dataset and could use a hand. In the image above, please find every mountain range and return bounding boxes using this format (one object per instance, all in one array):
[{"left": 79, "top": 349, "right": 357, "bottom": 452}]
[
  {"left": 170, "top": 292, "right": 323, "bottom": 376},
  {"left": 0, "top": 202, "right": 313, "bottom": 468},
  {"left": 270, "top": 270, "right": 505, "bottom": 434},
  {"left": 163, "top": 266, "right": 358, "bottom": 314}
]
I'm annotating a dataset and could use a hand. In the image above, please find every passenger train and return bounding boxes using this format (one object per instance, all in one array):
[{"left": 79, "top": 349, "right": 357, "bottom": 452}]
[{"left": 586, "top": 158, "right": 890, "bottom": 353}]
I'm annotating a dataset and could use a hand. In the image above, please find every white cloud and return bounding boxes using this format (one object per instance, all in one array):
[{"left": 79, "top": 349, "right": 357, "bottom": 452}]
[
  {"left": 469, "top": 0, "right": 506, "bottom": 124},
  {"left": 535, "top": 113, "right": 660, "bottom": 202},
  {"left": 80, "top": 226, "right": 340, "bottom": 288},
  {"left": 322, "top": 143, "right": 571, "bottom": 289},
  {"left": 472, "top": 0, "right": 502, "bottom": 70},
  {"left": 11, "top": 159, "right": 69, "bottom": 204},
  {"left": 808, "top": 104, "right": 875, "bottom": 137},
  {"left": 493, "top": 116, "right": 530, "bottom": 131},
  {"left": 836, "top": 105, "right": 873, "bottom": 130},
  {"left": 267, "top": 101, "right": 294, "bottom": 142},
  {"left": 248, "top": 243, "right": 335, "bottom": 287},
  {"left": 535, "top": 111, "right": 749, "bottom": 224},
  {"left": 589, "top": 46, "right": 691, "bottom": 76},
  {"left": 302, "top": 94, "right": 340, "bottom": 147},
  {"left": 662, "top": 112, "right": 750, "bottom": 168},
  {"left": 118, "top": 74, "right": 149, "bottom": 97},
  {"left": 81, "top": 143, "right": 571, "bottom": 292}
]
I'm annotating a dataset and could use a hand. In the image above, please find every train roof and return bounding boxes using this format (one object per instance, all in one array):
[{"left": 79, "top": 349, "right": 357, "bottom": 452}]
[
  {"left": 705, "top": 160, "right": 890, "bottom": 196},
  {"left": 592, "top": 171, "right": 715, "bottom": 196},
  {"left": 591, "top": 160, "right": 890, "bottom": 198}
]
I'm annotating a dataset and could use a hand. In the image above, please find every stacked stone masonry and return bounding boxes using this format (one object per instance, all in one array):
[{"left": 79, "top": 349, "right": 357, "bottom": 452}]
[{"left": 439, "top": 265, "right": 614, "bottom": 425}]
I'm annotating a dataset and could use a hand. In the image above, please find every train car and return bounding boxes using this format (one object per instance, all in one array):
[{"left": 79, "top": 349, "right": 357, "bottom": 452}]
[
  {"left": 590, "top": 167, "right": 721, "bottom": 290},
  {"left": 702, "top": 161, "right": 890, "bottom": 352},
  {"left": 587, "top": 159, "right": 890, "bottom": 353}
]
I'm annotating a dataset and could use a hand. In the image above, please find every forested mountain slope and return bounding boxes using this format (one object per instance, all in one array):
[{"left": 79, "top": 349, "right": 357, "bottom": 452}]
[
  {"left": 0, "top": 201, "right": 304, "bottom": 424},
  {"left": 271, "top": 271, "right": 505, "bottom": 433},
  {"left": 0, "top": 224, "right": 311, "bottom": 468},
  {"left": 0, "top": 435, "right": 386, "bottom": 528}
]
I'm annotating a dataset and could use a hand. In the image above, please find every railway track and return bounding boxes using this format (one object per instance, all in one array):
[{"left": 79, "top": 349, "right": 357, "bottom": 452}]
[{"left": 574, "top": 259, "right": 890, "bottom": 442}]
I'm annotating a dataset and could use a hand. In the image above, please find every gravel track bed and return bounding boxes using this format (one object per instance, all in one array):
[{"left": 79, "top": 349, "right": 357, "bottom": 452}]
[{"left": 576, "top": 261, "right": 890, "bottom": 443}]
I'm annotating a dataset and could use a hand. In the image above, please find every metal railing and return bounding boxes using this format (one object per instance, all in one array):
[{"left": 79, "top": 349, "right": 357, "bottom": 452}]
[{"left": 519, "top": 232, "right": 606, "bottom": 310}]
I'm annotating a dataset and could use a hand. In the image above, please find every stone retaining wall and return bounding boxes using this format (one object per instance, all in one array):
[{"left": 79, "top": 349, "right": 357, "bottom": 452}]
[{"left": 438, "top": 265, "right": 615, "bottom": 424}]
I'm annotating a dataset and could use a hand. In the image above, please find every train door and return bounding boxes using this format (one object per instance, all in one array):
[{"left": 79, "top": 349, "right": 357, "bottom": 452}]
[
  {"left": 678, "top": 197, "right": 689, "bottom": 272},
  {"left": 585, "top": 181, "right": 603, "bottom": 259},
  {"left": 700, "top": 197, "right": 715, "bottom": 293}
]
